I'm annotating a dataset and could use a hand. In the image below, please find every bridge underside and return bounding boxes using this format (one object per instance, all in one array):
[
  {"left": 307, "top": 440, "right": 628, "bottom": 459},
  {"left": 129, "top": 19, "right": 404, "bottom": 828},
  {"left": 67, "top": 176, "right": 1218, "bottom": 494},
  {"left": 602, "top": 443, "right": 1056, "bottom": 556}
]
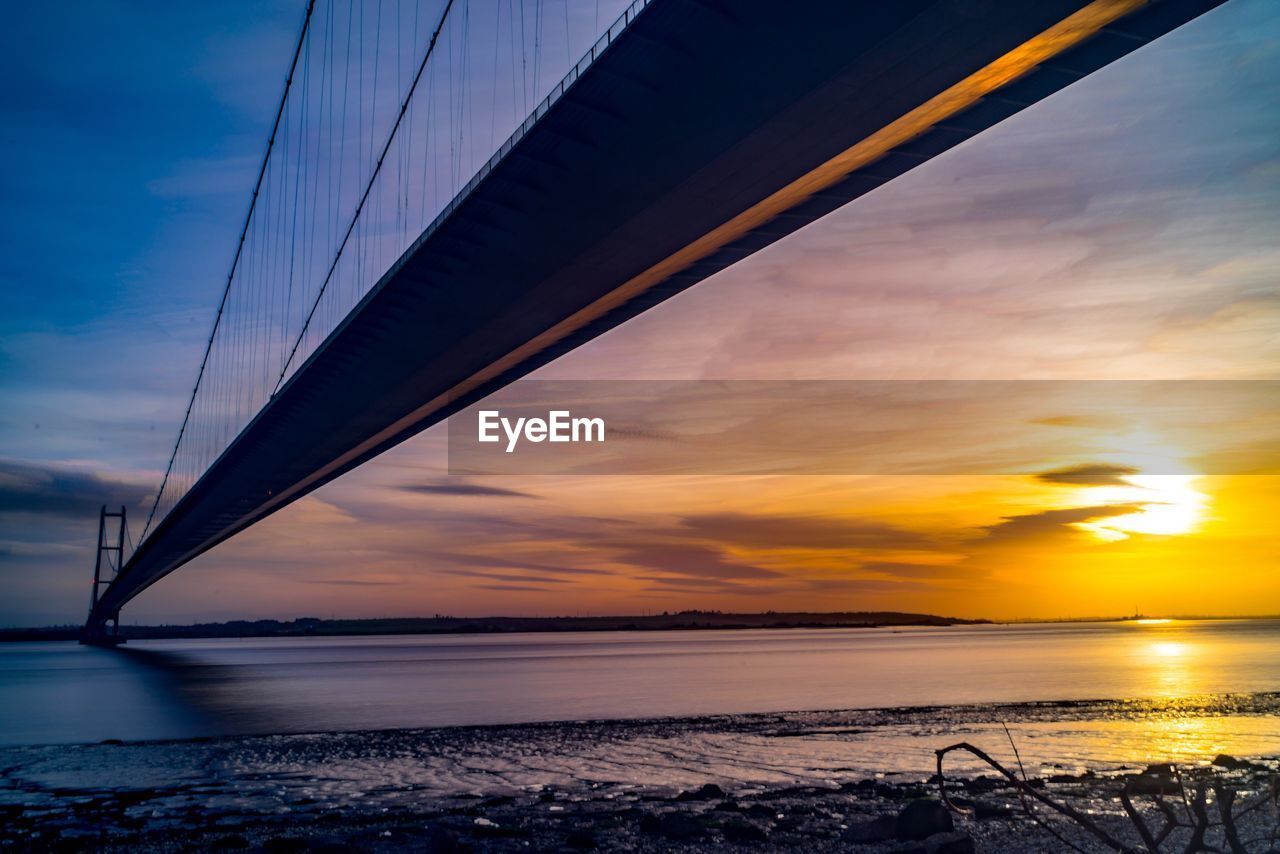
[{"left": 89, "top": 0, "right": 1225, "bottom": 631}]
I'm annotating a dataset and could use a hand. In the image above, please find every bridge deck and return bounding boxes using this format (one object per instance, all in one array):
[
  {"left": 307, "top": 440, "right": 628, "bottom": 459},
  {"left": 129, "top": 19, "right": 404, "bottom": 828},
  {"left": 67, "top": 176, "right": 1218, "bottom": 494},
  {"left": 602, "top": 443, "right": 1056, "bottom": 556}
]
[{"left": 91, "top": 0, "right": 1224, "bottom": 628}]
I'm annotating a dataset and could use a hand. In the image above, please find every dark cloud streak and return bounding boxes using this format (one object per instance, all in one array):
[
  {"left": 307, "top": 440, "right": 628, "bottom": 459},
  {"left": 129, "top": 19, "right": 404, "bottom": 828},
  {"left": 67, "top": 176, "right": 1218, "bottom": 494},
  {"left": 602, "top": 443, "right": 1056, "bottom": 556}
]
[
  {"left": 0, "top": 460, "right": 151, "bottom": 518},
  {"left": 982, "top": 503, "right": 1144, "bottom": 541},
  {"left": 616, "top": 542, "right": 781, "bottom": 580},
  {"left": 401, "top": 481, "right": 537, "bottom": 499},
  {"left": 677, "top": 512, "right": 929, "bottom": 550},
  {"left": 1036, "top": 463, "right": 1139, "bottom": 486}
]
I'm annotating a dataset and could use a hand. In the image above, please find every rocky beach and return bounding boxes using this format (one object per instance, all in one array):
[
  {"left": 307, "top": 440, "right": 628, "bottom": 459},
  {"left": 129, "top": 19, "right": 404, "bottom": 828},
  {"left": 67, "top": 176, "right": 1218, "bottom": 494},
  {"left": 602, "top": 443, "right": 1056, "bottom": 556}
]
[{"left": 3, "top": 694, "right": 1277, "bottom": 852}]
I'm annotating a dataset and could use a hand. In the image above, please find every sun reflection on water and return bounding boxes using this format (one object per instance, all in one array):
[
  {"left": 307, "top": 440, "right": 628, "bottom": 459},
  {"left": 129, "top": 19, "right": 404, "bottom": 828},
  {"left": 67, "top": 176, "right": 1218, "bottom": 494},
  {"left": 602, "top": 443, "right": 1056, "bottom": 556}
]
[
  {"left": 1148, "top": 640, "right": 1187, "bottom": 659},
  {"left": 1125, "top": 622, "right": 1207, "bottom": 700}
]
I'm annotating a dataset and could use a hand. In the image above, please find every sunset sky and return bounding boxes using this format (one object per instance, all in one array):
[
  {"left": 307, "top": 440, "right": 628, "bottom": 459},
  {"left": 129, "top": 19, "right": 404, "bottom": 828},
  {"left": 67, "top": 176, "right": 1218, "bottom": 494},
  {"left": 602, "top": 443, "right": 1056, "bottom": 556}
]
[{"left": 1, "top": 0, "right": 1278, "bottom": 625}]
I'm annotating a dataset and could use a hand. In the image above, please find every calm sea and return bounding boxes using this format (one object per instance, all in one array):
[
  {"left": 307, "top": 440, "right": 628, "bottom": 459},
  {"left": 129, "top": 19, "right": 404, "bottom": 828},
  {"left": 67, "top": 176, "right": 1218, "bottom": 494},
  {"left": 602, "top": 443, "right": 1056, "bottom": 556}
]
[{"left": 1, "top": 618, "right": 1277, "bottom": 748}]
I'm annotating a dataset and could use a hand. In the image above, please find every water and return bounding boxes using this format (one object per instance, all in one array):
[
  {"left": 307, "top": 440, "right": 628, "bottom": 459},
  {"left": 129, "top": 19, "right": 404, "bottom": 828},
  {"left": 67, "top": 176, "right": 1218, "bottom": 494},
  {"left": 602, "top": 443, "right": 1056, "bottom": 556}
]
[{"left": 2, "top": 618, "right": 1278, "bottom": 748}]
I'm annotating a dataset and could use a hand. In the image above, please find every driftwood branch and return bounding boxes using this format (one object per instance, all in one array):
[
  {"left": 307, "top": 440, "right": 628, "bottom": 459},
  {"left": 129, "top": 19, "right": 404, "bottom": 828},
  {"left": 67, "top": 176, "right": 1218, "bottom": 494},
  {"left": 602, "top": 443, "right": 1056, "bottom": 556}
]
[
  {"left": 999, "top": 724, "right": 1093, "bottom": 854},
  {"left": 1121, "top": 783, "right": 1160, "bottom": 853},
  {"left": 937, "top": 739, "right": 1279, "bottom": 853},
  {"left": 1214, "top": 785, "right": 1247, "bottom": 854},
  {"left": 1154, "top": 798, "right": 1182, "bottom": 847},
  {"left": 935, "top": 742, "right": 1137, "bottom": 854},
  {"left": 1183, "top": 782, "right": 1210, "bottom": 854}
]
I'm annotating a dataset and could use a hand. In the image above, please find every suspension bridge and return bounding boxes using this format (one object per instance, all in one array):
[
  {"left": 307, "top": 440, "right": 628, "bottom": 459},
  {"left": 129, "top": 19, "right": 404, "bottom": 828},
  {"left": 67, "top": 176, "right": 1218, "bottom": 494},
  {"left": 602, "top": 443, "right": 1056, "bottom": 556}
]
[{"left": 83, "top": 0, "right": 1225, "bottom": 642}]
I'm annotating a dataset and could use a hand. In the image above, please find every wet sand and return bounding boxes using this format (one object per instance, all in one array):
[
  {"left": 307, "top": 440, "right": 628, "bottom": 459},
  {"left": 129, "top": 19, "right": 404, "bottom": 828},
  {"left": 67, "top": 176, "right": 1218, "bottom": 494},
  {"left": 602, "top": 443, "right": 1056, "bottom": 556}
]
[{"left": 2, "top": 694, "right": 1277, "bottom": 852}]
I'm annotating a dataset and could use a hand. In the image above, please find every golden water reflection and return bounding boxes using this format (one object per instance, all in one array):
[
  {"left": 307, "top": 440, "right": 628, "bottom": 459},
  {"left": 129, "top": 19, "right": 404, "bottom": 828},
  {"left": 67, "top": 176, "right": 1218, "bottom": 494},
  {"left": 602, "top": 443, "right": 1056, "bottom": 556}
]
[
  {"left": 1117, "top": 619, "right": 1239, "bottom": 699},
  {"left": 1141, "top": 636, "right": 1195, "bottom": 697}
]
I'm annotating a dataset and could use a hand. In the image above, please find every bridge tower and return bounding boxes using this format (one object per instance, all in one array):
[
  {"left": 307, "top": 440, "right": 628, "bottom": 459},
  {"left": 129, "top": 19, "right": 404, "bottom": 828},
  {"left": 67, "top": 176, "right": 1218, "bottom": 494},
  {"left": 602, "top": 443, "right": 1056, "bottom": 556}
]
[{"left": 82, "top": 505, "right": 127, "bottom": 646}]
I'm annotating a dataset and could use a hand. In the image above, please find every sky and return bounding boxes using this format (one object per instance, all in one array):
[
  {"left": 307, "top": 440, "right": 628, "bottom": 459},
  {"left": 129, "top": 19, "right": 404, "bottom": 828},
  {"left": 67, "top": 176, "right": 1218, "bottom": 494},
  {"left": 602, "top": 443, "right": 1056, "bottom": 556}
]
[{"left": 1, "top": 0, "right": 1278, "bottom": 626}]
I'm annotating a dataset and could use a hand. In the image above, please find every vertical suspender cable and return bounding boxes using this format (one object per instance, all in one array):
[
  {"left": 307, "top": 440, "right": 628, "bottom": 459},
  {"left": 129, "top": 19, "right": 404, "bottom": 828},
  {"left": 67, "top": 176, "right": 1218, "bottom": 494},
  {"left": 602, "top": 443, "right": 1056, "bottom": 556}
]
[
  {"left": 140, "top": 0, "right": 318, "bottom": 543},
  {"left": 272, "top": 0, "right": 457, "bottom": 396}
]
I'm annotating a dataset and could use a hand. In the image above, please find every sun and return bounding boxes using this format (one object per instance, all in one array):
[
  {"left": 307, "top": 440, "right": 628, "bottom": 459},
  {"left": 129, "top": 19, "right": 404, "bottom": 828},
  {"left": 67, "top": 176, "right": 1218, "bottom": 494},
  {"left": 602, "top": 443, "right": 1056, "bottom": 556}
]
[{"left": 1076, "top": 474, "right": 1208, "bottom": 541}]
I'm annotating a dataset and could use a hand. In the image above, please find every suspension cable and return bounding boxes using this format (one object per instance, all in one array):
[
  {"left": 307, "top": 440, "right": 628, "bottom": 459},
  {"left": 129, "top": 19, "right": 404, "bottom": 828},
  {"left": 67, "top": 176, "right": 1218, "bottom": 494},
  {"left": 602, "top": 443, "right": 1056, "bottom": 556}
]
[
  {"left": 140, "top": 0, "right": 318, "bottom": 543},
  {"left": 272, "top": 0, "right": 457, "bottom": 396}
]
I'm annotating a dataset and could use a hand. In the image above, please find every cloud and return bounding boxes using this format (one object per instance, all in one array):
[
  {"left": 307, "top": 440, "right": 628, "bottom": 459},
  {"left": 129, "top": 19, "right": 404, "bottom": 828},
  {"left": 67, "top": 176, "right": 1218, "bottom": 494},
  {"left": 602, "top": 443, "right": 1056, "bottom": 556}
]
[
  {"left": 1035, "top": 463, "right": 1140, "bottom": 486},
  {"left": 0, "top": 459, "right": 152, "bottom": 518},
  {"left": 442, "top": 568, "right": 572, "bottom": 585},
  {"left": 805, "top": 576, "right": 930, "bottom": 593},
  {"left": 302, "top": 578, "right": 398, "bottom": 586},
  {"left": 436, "top": 552, "right": 612, "bottom": 576},
  {"left": 400, "top": 480, "right": 537, "bottom": 499},
  {"left": 473, "top": 583, "right": 554, "bottom": 593},
  {"left": 634, "top": 574, "right": 781, "bottom": 596},
  {"left": 615, "top": 543, "right": 781, "bottom": 580},
  {"left": 982, "top": 504, "right": 1145, "bottom": 541},
  {"left": 0, "top": 539, "right": 84, "bottom": 562},
  {"left": 633, "top": 574, "right": 749, "bottom": 589},
  {"left": 1030, "top": 415, "right": 1112, "bottom": 428},
  {"left": 643, "top": 585, "right": 778, "bottom": 596},
  {"left": 676, "top": 512, "right": 929, "bottom": 550},
  {"left": 858, "top": 561, "right": 975, "bottom": 580}
]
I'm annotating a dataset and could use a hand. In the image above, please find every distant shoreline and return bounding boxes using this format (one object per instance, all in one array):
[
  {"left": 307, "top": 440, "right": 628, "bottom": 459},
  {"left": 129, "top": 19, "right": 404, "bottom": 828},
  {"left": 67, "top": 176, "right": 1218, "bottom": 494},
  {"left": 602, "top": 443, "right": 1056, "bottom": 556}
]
[
  {"left": 2, "top": 611, "right": 987, "bottom": 642},
  {"left": 4, "top": 611, "right": 1275, "bottom": 643}
]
